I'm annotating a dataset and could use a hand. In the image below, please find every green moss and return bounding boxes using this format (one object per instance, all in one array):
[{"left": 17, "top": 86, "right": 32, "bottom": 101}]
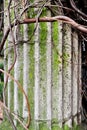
[
  {"left": 63, "top": 125, "right": 71, "bottom": 130},
  {"left": 52, "top": 22, "right": 58, "bottom": 45},
  {"left": 0, "top": 119, "right": 13, "bottom": 130},
  {"left": 28, "top": 43, "right": 34, "bottom": 121},
  {"left": 40, "top": 7, "right": 47, "bottom": 17},
  {"left": 39, "top": 122, "right": 49, "bottom": 130},
  {"left": 63, "top": 52, "right": 70, "bottom": 68},
  {"left": 52, "top": 21, "right": 62, "bottom": 69},
  {"left": 39, "top": 22, "right": 47, "bottom": 118},
  {"left": 52, "top": 125, "right": 62, "bottom": 130},
  {"left": 62, "top": 24, "right": 71, "bottom": 68},
  {"left": 52, "top": 22, "right": 59, "bottom": 93},
  {"left": 4, "top": 0, "right": 8, "bottom": 7},
  {"left": 19, "top": 25, "right": 24, "bottom": 40},
  {"left": 40, "top": 22, "right": 47, "bottom": 44},
  {"left": 28, "top": 23, "right": 34, "bottom": 42},
  {"left": 40, "top": 22, "right": 47, "bottom": 64},
  {"left": 0, "top": 118, "right": 82, "bottom": 130},
  {"left": 52, "top": 118, "right": 58, "bottom": 124}
]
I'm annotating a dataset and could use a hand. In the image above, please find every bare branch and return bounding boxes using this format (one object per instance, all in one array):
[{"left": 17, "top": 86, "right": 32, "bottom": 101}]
[
  {"left": 3, "top": 1, "right": 17, "bottom": 130},
  {"left": 1, "top": 15, "right": 87, "bottom": 57},
  {"left": 0, "top": 68, "right": 31, "bottom": 128},
  {"left": 1, "top": 15, "right": 87, "bottom": 53},
  {"left": 70, "top": 0, "right": 87, "bottom": 19}
]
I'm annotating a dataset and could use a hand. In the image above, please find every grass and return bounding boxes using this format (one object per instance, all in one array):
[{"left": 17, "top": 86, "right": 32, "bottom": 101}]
[{"left": 0, "top": 117, "right": 83, "bottom": 130}]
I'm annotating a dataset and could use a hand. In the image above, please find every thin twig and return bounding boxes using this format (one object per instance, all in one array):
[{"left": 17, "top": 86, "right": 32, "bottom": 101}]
[
  {"left": 0, "top": 68, "right": 31, "bottom": 128},
  {"left": 70, "top": 0, "right": 87, "bottom": 19},
  {"left": 3, "top": 1, "right": 17, "bottom": 130},
  {"left": 0, "top": 101, "right": 28, "bottom": 130}
]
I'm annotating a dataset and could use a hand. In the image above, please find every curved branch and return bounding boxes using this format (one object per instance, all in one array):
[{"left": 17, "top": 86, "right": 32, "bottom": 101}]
[
  {"left": 0, "top": 69, "right": 31, "bottom": 128},
  {"left": 0, "top": 101, "right": 28, "bottom": 130},
  {"left": 70, "top": 0, "right": 87, "bottom": 19},
  {"left": 1, "top": 15, "right": 87, "bottom": 53},
  {"left": 23, "top": 16, "right": 87, "bottom": 33}
]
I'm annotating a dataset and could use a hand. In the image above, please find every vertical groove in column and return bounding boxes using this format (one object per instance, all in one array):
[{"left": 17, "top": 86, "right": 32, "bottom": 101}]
[
  {"left": 14, "top": 1, "right": 21, "bottom": 125},
  {"left": 72, "top": 31, "right": 78, "bottom": 124},
  {"left": 77, "top": 40, "right": 82, "bottom": 124},
  {"left": 14, "top": 25, "right": 23, "bottom": 126},
  {"left": 46, "top": 3, "right": 52, "bottom": 129},
  {"left": 46, "top": 19, "right": 52, "bottom": 130},
  {"left": 8, "top": 33, "right": 13, "bottom": 109},
  {"left": 14, "top": 50, "right": 19, "bottom": 126},
  {"left": 23, "top": 24, "right": 29, "bottom": 119},
  {"left": 34, "top": 1, "right": 40, "bottom": 129},
  {"left": 4, "top": 0, "right": 9, "bottom": 109},
  {"left": 34, "top": 23, "right": 40, "bottom": 121},
  {"left": 57, "top": 21, "right": 63, "bottom": 127},
  {"left": 62, "top": 24, "right": 72, "bottom": 127}
]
